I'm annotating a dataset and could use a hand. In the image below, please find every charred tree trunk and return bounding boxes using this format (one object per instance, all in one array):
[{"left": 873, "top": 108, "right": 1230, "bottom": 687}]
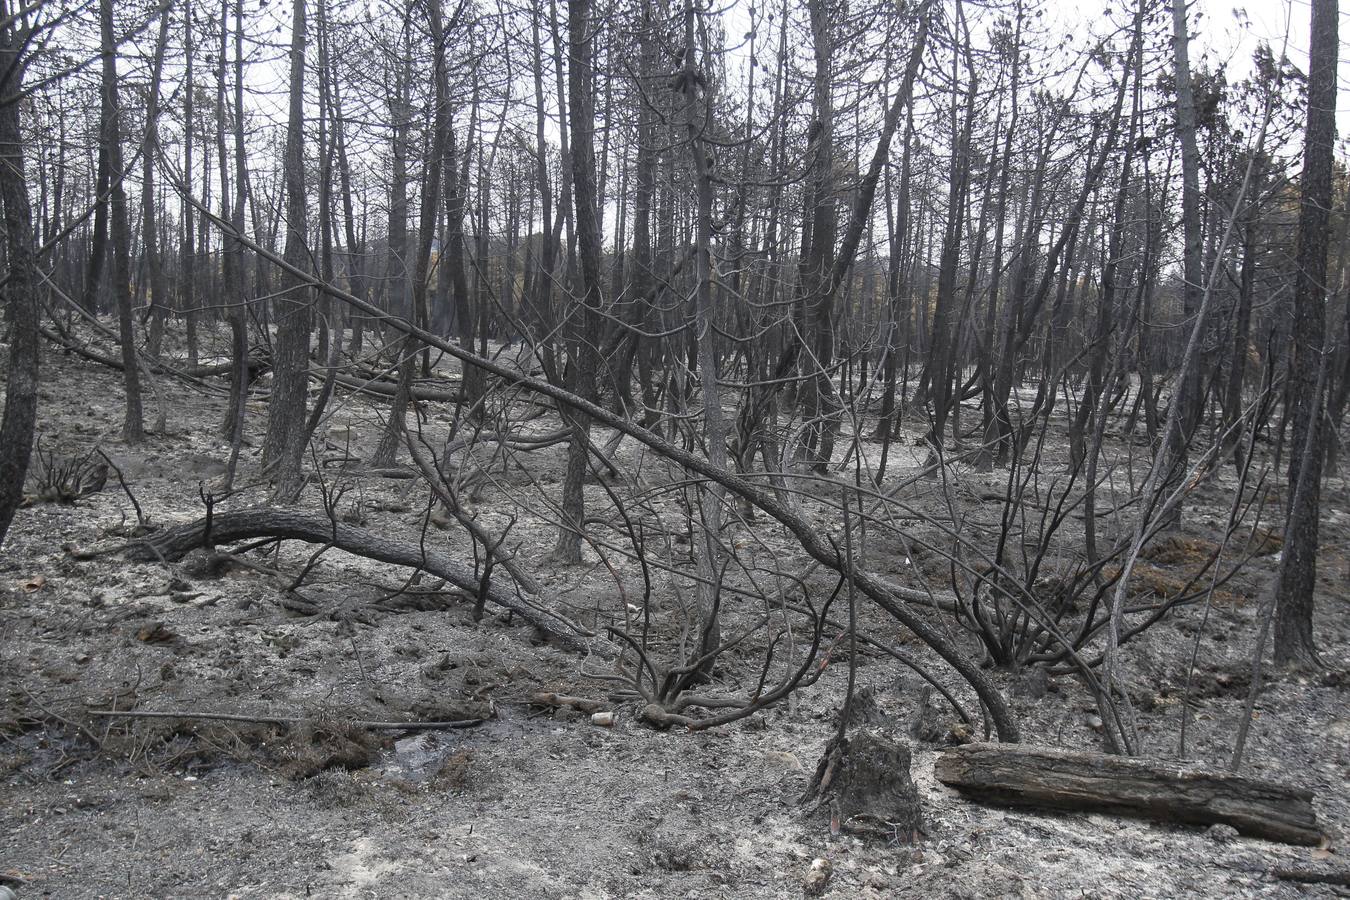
[
  {"left": 1274, "top": 0, "right": 1338, "bottom": 667},
  {"left": 180, "top": 1, "right": 199, "bottom": 367},
  {"left": 101, "top": 0, "right": 144, "bottom": 443},
  {"left": 551, "top": 0, "right": 604, "bottom": 562},
  {"left": 262, "top": 0, "right": 312, "bottom": 499},
  {"left": 141, "top": 6, "right": 172, "bottom": 359},
  {"left": 0, "top": 19, "right": 39, "bottom": 547},
  {"left": 1163, "top": 0, "right": 1206, "bottom": 527}
]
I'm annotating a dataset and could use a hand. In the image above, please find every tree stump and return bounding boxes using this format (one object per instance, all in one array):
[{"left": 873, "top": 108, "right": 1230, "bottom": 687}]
[{"left": 802, "top": 731, "right": 923, "bottom": 841}]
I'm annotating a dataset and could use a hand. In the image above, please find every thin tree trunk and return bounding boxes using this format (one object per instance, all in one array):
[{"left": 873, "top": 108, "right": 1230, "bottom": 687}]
[
  {"left": 141, "top": 4, "right": 173, "bottom": 359},
  {"left": 181, "top": 0, "right": 199, "bottom": 367},
  {"left": 552, "top": 0, "right": 603, "bottom": 562},
  {"left": 101, "top": 0, "right": 144, "bottom": 443},
  {"left": 1164, "top": 0, "right": 1206, "bottom": 527}
]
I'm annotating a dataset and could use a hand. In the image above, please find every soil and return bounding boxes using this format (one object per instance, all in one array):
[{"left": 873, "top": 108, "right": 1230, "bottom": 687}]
[{"left": 3, "top": 333, "right": 1349, "bottom": 898}]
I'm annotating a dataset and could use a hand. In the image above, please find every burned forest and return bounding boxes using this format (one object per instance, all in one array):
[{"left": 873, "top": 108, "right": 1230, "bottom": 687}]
[{"left": 1, "top": 0, "right": 1347, "bottom": 894}]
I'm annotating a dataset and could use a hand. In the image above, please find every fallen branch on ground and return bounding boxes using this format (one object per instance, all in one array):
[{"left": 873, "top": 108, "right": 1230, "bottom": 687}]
[
  {"left": 123, "top": 508, "right": 606, "bottom": 656},
  {"left": 329, "top": 371, "right": 463, "bottom": 403},
  {"left": 41, "top": 325, "right": 262, "bottom": 382},
  {"left": 87, "top": 708, "right": 486, "bottom": 731}
]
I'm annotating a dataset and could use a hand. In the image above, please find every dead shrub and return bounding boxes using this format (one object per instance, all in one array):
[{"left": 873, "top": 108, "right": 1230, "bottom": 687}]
[
  {"left": 27, "top": 441, "right": 107, "bottom": 505},
  {"left": 430, "top": 748, "right": 474, "bottom": 790},
  {"left": 1140, "top": 536, "right": 1221, "bottom": 567},
  {"left": 274, "top": 719, "right": 380, "bottom": 779}
]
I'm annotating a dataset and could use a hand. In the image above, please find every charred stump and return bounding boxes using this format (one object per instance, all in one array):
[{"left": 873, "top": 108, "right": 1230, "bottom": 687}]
[{"left": 802, "top": 730, "right": 923, "bottom": 841}]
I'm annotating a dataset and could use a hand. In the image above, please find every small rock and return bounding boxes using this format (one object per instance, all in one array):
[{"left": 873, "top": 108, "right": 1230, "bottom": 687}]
[
  {"left": 803, "top": 857, "right": 832, "bottom": 896},
  {"left": 1207, "top": 823, "right": 1240, "bottom": 843},
  {"left": 863, "top": 870, "right": 895, "bottom": 890},
  {"left": 135, "top": 621, "right": 176, "bottom": 644},
  {"left": 421, "top": 653, "right": 455, "bottom": 680},
  {"left": 591, "top": 711, "right": 615, "bottom": 727},
  {"left": 762, "top": 750, "right": 803, "bottom": 771}
]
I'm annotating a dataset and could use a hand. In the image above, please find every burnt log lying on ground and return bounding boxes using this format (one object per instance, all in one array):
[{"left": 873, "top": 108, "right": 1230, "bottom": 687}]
[
  {"left": 935, "top": 743, "right": 1323, "bottom": 845},
  {"left": 125, "top": 508, "right": 602, "bottom": 656}
]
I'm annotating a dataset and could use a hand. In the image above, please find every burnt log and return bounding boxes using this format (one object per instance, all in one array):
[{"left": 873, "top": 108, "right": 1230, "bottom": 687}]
[{"left": 935, "top": 743, "right": 1322, "bottom": 845}]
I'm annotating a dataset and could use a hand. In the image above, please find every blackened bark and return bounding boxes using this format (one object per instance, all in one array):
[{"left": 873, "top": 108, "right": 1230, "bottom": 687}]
[{"left": 1274, "top": 0, "right": 1338, "bottom": 667}]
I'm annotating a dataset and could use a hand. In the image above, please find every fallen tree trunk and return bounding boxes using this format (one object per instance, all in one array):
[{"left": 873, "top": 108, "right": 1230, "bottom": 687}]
[
  {"left": 42, "top": 326, "right": 262, "bottom": 381},
  {"left": 935, "top": 743, "right": 1323, "bottom": 845},
  {"left": 329, "top": 371, "right": 463, "bottom": 403},
  {"left": 125, "top": 508, "right": 604, "bottom": 656}
]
